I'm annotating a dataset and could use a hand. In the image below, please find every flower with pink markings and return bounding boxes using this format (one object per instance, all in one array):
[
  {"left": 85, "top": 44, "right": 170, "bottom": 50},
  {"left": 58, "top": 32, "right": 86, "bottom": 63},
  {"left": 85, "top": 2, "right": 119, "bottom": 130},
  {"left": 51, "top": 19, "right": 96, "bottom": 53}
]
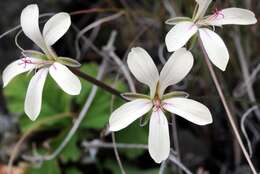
[
  {"left": 2, "top": 4, "right": 81, "bottom": 121},
  {"left": 109, "top": 47, "right": 213, "bottom": 163},
  {"left": 165, "top": 0, "right": 257, "bottom": 71}
]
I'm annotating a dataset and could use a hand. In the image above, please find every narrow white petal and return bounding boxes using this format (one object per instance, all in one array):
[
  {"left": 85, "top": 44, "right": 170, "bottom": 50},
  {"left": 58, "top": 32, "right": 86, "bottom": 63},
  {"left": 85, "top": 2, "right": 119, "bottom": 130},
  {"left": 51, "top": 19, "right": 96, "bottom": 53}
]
[
  {"left": 194, "top": 0, "right": 212, "bottom": 20},
  {"left": 165, "top": 22, "right": 198, "bottom": 52},
  {"left": 163, "top": 97, "right": 212, "bottom": 125},
  {"left": 199, "top": 28, "right": 229, "bottom": 71},
  {"left": 127, "top": 47, "right": 159, "bottom": 97},
  {"left": 109, "top": 99, "right": 153, "bottom": 131},
  {"left": 159, "top": 48, "right": 194, "bottom": 97},
  {"left": 2, "top": 58, "right": 41, "bottom": 87},
  {"left": 49, "top": 62, "right": 81, "bottom": 95},
  {"left": 148, "top": 109, "right": 170, "bottom": 163},
  {"left": 24, "top": 68, "right": 49, "bottom": 121},
  {"left": 20, "top": 4, "right": 47, "bottom": 52},
  {"left": 43, "top": 12, "right": 71, "bottom": 46},
  {"left": 206, "top": 8, "right": 257, "bottom": 26}
]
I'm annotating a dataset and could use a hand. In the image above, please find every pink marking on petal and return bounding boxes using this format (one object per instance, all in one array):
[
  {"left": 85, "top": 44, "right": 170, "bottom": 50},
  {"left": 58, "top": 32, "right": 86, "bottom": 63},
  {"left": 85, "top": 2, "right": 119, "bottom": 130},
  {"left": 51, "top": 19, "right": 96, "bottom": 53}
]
[
  {"left": 208, "top": 8, "right": 225, "bottom": 21},
  {"left": 188, "top": 23, "right": 196, "bottom": 30},
  {"left": 18, "top": 57, "right": 33, "bottom": 69},
  {"left": 52, "top": 64, "right": 57, "bottom": 70}
]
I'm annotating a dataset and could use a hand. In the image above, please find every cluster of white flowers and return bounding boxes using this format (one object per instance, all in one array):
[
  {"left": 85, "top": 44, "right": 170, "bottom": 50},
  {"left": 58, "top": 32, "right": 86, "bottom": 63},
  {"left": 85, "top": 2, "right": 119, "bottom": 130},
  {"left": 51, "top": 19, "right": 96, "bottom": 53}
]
[
  {"left": 2, "top": 0, "right": 257, "bottom": 164},
  {"left": 108, "top": 0, "right": 257, "bottom": 163}
]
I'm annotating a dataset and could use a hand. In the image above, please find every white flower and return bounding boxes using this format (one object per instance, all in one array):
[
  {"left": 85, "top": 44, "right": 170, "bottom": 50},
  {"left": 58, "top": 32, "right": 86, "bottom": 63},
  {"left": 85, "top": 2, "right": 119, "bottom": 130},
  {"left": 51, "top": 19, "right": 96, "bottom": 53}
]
[
  {"left": 165, "top": 0, "right": 257, "bottom": 71},
  {"left": 2, "top": 4, "right": 81, "bottom": 121},
  {"left": 109, "top": 47, "right": 213, "bottom": 163}
]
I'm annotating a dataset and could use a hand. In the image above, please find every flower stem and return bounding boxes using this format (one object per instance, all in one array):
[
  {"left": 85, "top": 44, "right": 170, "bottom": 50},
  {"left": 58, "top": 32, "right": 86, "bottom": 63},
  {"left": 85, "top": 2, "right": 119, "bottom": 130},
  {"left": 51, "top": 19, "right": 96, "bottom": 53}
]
[
  {"left": 198, "top": 40, "right": 257, "bottom": 174},
  {"left": 171, "top": 115, "right": 182, "bottom": 174},
  {"left": 70, "top": 67, "right": 125, "bottom": 100}
]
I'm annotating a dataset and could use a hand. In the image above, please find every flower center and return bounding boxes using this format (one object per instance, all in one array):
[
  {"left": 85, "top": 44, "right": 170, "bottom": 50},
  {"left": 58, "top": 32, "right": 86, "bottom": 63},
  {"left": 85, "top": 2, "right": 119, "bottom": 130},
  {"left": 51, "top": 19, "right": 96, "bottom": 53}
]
[
  {"left": 18, "top": 55, "right": 54, "bottom": 69},
  {"left": 18, "top": 57, "right": 33, "bottom": 68},
  {"left": 153, "top": 99, "right": 162, "bottom": 112}
]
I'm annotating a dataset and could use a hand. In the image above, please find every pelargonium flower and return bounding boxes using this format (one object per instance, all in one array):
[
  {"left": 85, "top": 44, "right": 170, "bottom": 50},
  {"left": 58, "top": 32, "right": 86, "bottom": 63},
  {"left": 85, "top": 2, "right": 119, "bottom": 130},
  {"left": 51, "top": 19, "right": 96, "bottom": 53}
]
[
  {"left": 165, "top": 0, "right": 257, "bottom": 71},
  {"left": 109, "top": 47, "right": 212, "bottom": 163},
  {"left": 2, "top": 4, "right": 81, "bottom": 121}
]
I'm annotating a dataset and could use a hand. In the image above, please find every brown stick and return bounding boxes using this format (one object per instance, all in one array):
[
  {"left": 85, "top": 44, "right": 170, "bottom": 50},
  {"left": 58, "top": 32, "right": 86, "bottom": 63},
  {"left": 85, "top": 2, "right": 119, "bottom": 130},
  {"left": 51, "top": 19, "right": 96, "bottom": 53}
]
[{"left": 198, "top": 39, "right": 257, "bottom": 174}]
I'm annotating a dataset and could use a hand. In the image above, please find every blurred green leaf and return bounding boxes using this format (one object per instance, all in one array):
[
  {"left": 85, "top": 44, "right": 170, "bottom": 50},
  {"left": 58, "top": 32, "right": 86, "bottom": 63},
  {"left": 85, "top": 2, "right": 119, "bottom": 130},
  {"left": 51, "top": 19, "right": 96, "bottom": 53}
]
[
  {"left": 28, "top": 160, "right": 60, "bottom": 174},
  {"left": 75, "top": 63, "right": 98, "bottom": 105},
  {"left": 76, "top": 63, "right": 127, "bottom": 129},
  {"left": 51, "top": 127, "right": 81, "bottom": 163},
  {"left": 65, "top": 168, "right": 81, "bottom": 174},
  {"left": 4, "top": 74, "right": 29, "bottom": 113},
  {"left": 4, "top": 71, "right": 73, "bottom": 132},
  {"left": 105, "top": 159, "right": 159, "bottom": 174},
  {"left": 115, "top": 122, "right": 148, "bottom": 159}
]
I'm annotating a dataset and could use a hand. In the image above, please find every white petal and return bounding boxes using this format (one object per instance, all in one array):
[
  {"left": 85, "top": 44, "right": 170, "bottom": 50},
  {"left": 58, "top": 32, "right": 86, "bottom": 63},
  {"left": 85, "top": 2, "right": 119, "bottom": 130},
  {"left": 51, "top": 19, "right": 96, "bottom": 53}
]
[
  {"left": 43, "top": 12, "right": 71, "bottom": 46},
  {"left": 159, "top": 48, "right": 194, "bottom": 97},
  {"left": 194, "top": 0, "right": 212, "bottom": 20},
  {"left": 206, "top": 8, "right": 257, "bottom": 26},
  {"left": 163, "top": 97, "right": 212, "bottom": 125},
  {"left": 165, "top": 22, "right": 198, "bottom": 52},
  {"left": 199, "top": 28, "right": 229, "bottom": 71},
  {"left": 109, "top": 99, "right": 153, "bottom": 131},
  {"left": 148, "top": 109, "right": 170, "bottom": 163},
  {"left": 127, "top": 47, "right": 159, "bottom": 97},
  {"left": 24, "top": 68, "right": 49, "bottom": 121},
  {"left": 20, "top": 4, "right": 47, "bottom": 53},
  {"left": 49, "top": 62, "right": 81, "bottom": 95},
  {"left": 2, "top": 58, "right": 41, "bottom": 87}
]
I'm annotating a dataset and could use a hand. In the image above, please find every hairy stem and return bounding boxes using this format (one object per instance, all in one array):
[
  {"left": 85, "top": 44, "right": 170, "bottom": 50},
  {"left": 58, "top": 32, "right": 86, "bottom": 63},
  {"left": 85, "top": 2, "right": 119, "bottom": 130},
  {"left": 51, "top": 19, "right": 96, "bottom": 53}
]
[{"left": 198, "top": 40, "right": 257, "bottom": 174}]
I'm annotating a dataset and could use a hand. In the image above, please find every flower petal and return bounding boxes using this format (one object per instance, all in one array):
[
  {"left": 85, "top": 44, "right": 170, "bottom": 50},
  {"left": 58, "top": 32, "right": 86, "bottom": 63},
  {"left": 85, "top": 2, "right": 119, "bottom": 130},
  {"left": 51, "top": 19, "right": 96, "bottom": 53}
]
[
  {"left": 127, "top": 47, "right": 159, "bottom": 97},
  {"left": 159, "top": 48, "right": 194, "bottom": 97},
  {"left": 206, "top": 8, "right": 257, "bottom": 26},
  {"left": 49, "top": 62, "right": 81, "bottom": 95},
  {"left": 24, "top": 68, "right": 49, "bottom": 121},
  {"left": 165, "top": 22, "right": 198, "bottom": 52},
  {"left": 109, "top": 99, "right": 153, "bottom": 131},
  {"left": 2, "top": 58, "right": 41, "bottom": 87},
  {"left": 194, "top": 0, "right": 212, "bottom": 20},
  {"left": 20, "top": 4, "right": 47, "bottom": 53},
  {"left": 199, "top": 28, "right": 229, "bottom": 71},
  {"left": 43, "top": 12, "right": 71, "bottom": 46},
  {"left": 148, "top": 109, "right": 170, "bottom": 163},
  {"left": 163, "top": 97, "right": 212, "bottom": 125}
]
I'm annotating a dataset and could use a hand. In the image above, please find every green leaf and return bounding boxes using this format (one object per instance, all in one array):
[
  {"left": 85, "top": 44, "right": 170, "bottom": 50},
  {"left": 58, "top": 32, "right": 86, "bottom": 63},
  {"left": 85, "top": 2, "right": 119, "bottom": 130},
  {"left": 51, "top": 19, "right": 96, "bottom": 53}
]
[
  {"left": 75, "top": 63, "right": 98, "bottom": 105},
  {"left": 65, "top": 168, "right": 81, "bottom": 174},
  {"left": 51, "top": 128, "right": 81, "bottom": 163},
  {"left": 115, "top": 122, "right": 148, "bottom": 159},
  {"left": 4, "top": 72, "right": 72, "bottom": 132},
  {"left": 76, "top": 63, "right": 126, "bottom": 129},
  {"left": 28, "top": 160, "right": 60, "bottom": 174},
  {"left": 105, "top": 159, "right": 159, "bottom": 174}
]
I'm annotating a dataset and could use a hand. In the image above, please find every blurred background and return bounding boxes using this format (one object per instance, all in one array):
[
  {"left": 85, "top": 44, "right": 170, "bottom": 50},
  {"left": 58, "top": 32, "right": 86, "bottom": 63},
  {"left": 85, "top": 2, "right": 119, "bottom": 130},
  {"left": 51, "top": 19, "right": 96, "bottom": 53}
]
[{"left": 0, "top": 0, "right": 259, "bottom": 173}]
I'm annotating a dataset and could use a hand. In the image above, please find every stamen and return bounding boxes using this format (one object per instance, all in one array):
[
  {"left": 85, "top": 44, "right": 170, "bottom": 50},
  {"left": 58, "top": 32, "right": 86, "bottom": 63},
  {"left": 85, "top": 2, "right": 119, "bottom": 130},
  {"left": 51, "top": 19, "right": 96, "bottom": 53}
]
[
  {"left": 18, "top": 57, "right": 33, "bottom": 68},
  {"left": 153, "top": 99, "right": 162, "bottom": 112},
  {"left": 210, "top": 8, "right": 224, "bottom": 20}
]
